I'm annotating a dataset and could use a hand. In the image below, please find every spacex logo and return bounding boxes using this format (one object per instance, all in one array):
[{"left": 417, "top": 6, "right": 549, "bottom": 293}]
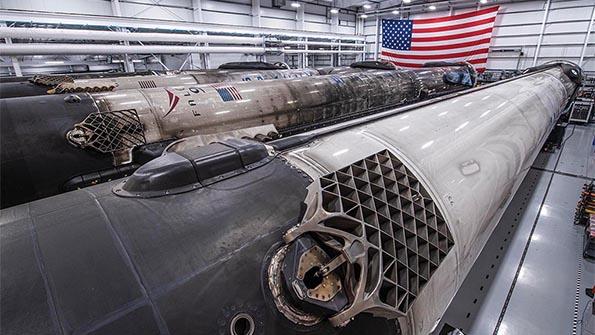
[{"left": 164, "top": 89, "right": 180, "bottom": 118}]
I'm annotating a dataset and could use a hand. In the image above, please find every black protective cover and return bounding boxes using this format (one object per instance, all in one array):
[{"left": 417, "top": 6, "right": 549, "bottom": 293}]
[
  {"left": 0, "top": 76, "right": 31, "bottom": 83},
  {"left": 0, "top": 71, "right": 159, "bottom": 98},
  {"left": 0, "top": 158, "right": 399, "bottom": 335},
  {"left": 218, "top": 62, "right": 284, "bottom": 70},
  {"left": 0, "top": 94, "right": 113, "bottom": 208},
  {"left": 350, "top": 61, "right": 397, "bottom": 70},
  {"left": 0, "top": 81, "right": 51, "bottom": 99}
]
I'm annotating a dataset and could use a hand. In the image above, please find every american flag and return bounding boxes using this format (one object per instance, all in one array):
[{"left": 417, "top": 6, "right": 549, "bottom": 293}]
[
  {"left": 213, "top": 84, "right": 243, "bottom": 102},
  {"left": 380, "top": 6, "right": 499, "bottom": 72}
]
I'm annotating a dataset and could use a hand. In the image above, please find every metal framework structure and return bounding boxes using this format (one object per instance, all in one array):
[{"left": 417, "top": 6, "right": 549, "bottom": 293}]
[
  {"left": 0, "top": 1, "right": 366, "bottom": 76},
  {"left": 2, "top": 0, "right": 594, "bottom": 75}
]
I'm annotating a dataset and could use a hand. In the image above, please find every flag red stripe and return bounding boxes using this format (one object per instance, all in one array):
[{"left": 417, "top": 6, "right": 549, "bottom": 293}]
[
  {"left": 411, "top": 27, "right": 493, "bottom": 42},
  {"left": 413, "top": 6, "right": 498, "bottom": 25},
  {"left": 382, "top": 48, "right": 488, "bottom": 60},
  {"left": 383, "top": 57, "right": 488, "bottom": 68},
  {"left": 410, "top": 38, "right": 492, "bottom": 51},
  {"left": 466, "top": 58, "right": 488, "bottom": 65},
  {"left": 231, "top": 87, "right": 242, "bottom": 100},
  {"left": 412, "top": 17, "right": 496, "bottom": 34}
]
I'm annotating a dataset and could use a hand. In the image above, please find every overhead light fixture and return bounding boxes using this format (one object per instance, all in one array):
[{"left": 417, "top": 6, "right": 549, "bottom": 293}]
[
  {"left": 480, "top": 0, "right": 488, "bottom": 3},
  {"left": 392, "top": 10, "right": 399, "bottom": 14},
  {"left": 363, "top": 4, "right": 371, "bottom": 9},
  {"left": 330, "top": 8, "right": 339, "bottom": 14},
  {"left": 403, "top": 0, "right": 412, "bottom": 3},
  {"left": 360, "top": 14, "right": 369, "bottom": 18},
  {"left": 44, "top": 61, "right": 65, "bottom": 65},
  {"left": 290, "top": 2, "right": 301, "bottom": 8},
  {"left": 428, "top": 5, "right": 436, "bottom": 10}
]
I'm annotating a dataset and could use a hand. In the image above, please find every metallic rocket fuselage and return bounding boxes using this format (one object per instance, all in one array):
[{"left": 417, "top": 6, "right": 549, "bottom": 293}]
[
  {"left": 275, "top": 63, "right": 580, "bottom": 333},
  {"left": 0, "top": 67, "right": 321, "bottom": 98},
  {"left": 0, "top": 65, "right": 474, "bottom": 208},
  {"left": 0, "top": 62, "right": 580, "bottom": 335},
  {"left": 84, "top": 65, "right": 469, "bottom": 153},
  {"left": 49, "top": 68, "right": 322, "bottom": 94}
]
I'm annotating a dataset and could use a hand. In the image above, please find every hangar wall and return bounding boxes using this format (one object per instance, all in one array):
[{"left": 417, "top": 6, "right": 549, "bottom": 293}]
[
  {"left": 2, "top": 0, "right": 594, "bottom": 72},
  {"left": 364, "top": 0, "right": 595, "bottom": 72},
  {"left": 0, "top": 0, "right": 361, "bottom": 72},
  {"left": 0, "top": 0, "right": 357, "bottom": 34}
]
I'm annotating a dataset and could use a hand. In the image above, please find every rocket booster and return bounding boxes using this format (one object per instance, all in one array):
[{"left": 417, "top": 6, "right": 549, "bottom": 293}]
[
  {"left": 48, "top": 67, "right": 321, "bottom": 94},
  {"left": 0, "top": 62, "right": 321, "bottom": 99},
  {"left": 0, "top": 64, "right": 475, "bottom": 208}
]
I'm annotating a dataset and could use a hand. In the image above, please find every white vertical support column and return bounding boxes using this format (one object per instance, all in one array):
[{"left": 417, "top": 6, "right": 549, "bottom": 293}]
[
  {"left": 296, "top": 6, "right": 306, "bottom": 67},
  {"left": 331, "top": 10, "right": 339, "bottom": 67},
  {"left": 261, "top": 35, "right": 267, "bottom": 63},
  {"left": 331, "top": 10, "right": 339, "bottom": 34},
  {"left": 296, "top": 5, "right": 305, "bottom": 31},
  {"left": 298, "top": 38, "right": 304, "bottom": 69},
  {"left": 356, "top": 15, "right": 365, "bottom": 61},
  {"left": 305, "top": 37, "right": 309, "bottom": 68},
  {"left": 111, "top": 0, "right": 122, "bottom": 16},
  {"left": 579, "top": 5, "right": 595, "bottom": 66},
  {"left": 192, "top": 0, "right": 203, "bottom": 21},
  {"left": 122, "top": 31, "right": 135, "bottom": 73},
  {"left": 111, "top": 0, "right": 134, "bottom": 72},
  {"left": 252, "top": 0, "right": 263, "bottom": 65},
  {"left": 252, "top": 0, "right": 261, "bottom": 27},
  {"left": 9, "top": 55, "right": 22, "bottom": 77},
  {"left": 532, "top": 0, "right": 551, "bottom": 67},
  {"left": 192, "top": 0, "right": 209, "bottom": 69},
  {"left": 331, "top": 39, "right": 335, "bottom": 67},
  {"left": 355, "top": 16, "right": 360, "bottom": 61},
  {"left": 374, "top": 15, "right": 380, "bottom": 61},
  {"left": 338, "top": 39, "right": 342, "bottom": 67},
  {"left": 1, "top": 22, "right": 22, "bottom": 77}
]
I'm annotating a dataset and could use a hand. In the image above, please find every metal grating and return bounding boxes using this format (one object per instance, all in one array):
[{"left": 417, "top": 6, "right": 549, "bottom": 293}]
[
  {"left": 70, "top": 110, "right": 146, "bottom": 154},
  {"left": 30, "top": 74, "right": 74, "bottom": 86},
  {"left": 284, "top": 149, "right": 454, "bottom": 325},
  {"left": 138, "top": 80, "right": 157, "bottom": 89},
  {"left": 53, "top": 82, "right": 116, "bottom": 93}
]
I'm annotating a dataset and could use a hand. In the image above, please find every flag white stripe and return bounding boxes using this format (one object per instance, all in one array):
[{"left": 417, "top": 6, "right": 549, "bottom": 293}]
[
  {"left": 410, "top": 33, "right": 493, "bottom": 47},
  {"left": 412, "top": 11, "right": 498, "bottom": 29},
  {"left": 412, "top": 22, "right": 496, "bottom": 37}
]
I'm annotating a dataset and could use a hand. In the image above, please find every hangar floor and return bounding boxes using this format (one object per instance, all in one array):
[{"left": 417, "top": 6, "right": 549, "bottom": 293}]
[{"left": 435, "top": 123, "right": 595, "bottom": 335}]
